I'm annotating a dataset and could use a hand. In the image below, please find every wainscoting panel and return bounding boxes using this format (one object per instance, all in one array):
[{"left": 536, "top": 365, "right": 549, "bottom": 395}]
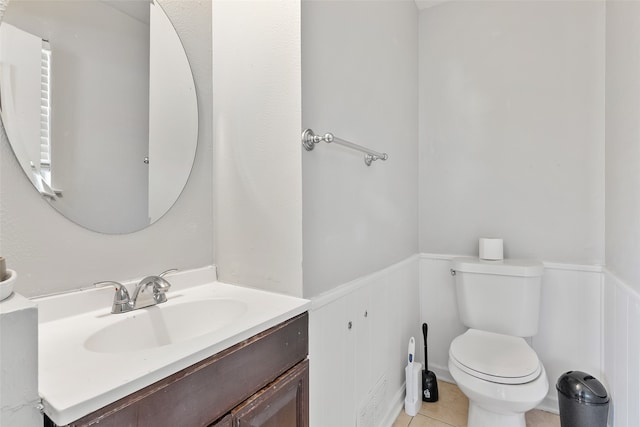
[
  {"left": 309, "top": 256, "right": 420, "bottom": 427},
  {"left": 309, "top": 256, "right": 638, "bottom": 427},
  {"left": 418, "top": 255, "right": 465, "bottom": 383},
  {"left": 629, "top": 298, "right": 640, "bottom": 427},
  {"left": 532, "top": 263, "right": 603, "bottom": 412},
  {"left": 603, "top": 270, "right": 640, "bottom": 427}
]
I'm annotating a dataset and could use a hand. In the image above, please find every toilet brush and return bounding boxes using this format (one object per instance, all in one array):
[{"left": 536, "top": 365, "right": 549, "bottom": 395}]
[{"left": 422, "top": 323, "right": 439, "bottom": 402}]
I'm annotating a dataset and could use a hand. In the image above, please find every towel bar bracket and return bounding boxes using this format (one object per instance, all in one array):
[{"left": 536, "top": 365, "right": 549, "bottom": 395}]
[{"left": 301, "top": 128, "right": 324, "bottom": 151}]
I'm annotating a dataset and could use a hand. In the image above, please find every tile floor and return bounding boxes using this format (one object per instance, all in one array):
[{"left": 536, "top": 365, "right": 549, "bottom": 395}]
[{"left": 392, "top": 381, "right": 560, "bottom": 427}]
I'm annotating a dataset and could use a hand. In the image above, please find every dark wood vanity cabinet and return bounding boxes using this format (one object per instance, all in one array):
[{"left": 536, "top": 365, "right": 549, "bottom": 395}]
[
  {"left": 230, "top": 359, "right": 308, "bottom": 427},
  {"left": 210, "top": 414, "right": 233, "bottom": 427},
  {"left": 210, "top": 359, "right": 308, "bottom": 427},
  {"left": 45, "top": 313, "right": 308, "bottom": 427}
]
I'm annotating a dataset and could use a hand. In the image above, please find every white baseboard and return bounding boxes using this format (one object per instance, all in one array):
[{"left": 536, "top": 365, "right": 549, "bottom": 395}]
[
  {"left": 429, "top": 362, "right": 454, "bottom": 384},
  {"left": 380, "top": 385, "right": 406, "bottom": 427},
  {"left": 538, "top": 395, "right": 560, "bottom": 415}
]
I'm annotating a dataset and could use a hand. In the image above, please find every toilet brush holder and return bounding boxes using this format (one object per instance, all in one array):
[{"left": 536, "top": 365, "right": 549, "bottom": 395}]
[{"left": 405, "top": 362, "right": 422, "bottom": 416}]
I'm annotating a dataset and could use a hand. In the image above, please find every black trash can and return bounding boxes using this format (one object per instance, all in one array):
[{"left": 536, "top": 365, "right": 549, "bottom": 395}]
[{"left": 556, "top": 371, "right": 609, "bottom": 427}]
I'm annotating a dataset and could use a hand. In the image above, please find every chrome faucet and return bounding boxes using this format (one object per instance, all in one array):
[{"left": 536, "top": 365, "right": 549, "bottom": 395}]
[
  {"left": 95, "top": 269, "right": 177, "bottom": 314},
  {"left": 131, "top": 269, "right": 175, "bottom": 309}
]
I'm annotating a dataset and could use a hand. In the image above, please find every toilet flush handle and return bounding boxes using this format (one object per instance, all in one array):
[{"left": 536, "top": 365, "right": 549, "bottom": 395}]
[{"left": 450, "top": 269, "right": 456, "bottom": 276}]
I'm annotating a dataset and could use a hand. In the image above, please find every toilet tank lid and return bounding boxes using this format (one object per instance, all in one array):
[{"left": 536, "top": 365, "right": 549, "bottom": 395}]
[{"left": 452, "top": 257, "right": 544, "bottom": 277}]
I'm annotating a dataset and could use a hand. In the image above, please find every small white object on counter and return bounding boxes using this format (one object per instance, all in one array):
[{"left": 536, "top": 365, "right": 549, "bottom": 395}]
[
  {"left": 0, "top": 269, "right": 17, "bottom": 301},
  {"left": 479, "top": 238, "right": 503, "bottom": 260}
]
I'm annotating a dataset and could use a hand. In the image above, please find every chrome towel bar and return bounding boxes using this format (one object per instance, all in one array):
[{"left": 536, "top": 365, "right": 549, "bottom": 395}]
[{"left": 302, "top": 129, "right": 388, "bottom": 166}]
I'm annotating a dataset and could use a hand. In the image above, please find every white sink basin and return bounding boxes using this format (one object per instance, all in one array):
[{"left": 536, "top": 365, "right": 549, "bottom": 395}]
[
  {"left": 84, "top": 298, "right": 248, "bottom": 353},
  {"left": 34, "top": 267, "right": 310, "bottom": 426}
]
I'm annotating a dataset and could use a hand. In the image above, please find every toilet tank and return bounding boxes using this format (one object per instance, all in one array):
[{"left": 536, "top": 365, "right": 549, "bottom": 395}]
[{"left": 451, "top": 257, "right": 544, "bottom": 337}]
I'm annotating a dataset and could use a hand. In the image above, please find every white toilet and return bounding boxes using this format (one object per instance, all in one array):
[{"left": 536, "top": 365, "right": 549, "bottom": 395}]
[{"left": 448, "top": 257, "right": 549, "bottom": 427}]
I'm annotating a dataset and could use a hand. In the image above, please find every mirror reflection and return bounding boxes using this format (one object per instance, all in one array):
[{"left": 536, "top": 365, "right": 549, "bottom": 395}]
[{"left": 0, "top": 0, "right": 198, "bottom": 234}]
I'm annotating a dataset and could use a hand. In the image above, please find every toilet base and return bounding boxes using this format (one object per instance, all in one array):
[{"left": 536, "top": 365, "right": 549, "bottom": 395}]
[{"left": 467, "top": 402, "right": 526, "bottom": 427}]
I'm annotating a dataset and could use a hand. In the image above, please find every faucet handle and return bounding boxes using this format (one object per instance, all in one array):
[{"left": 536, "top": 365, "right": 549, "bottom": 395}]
[
  {"left": 151, "top": 273, "right": 174, "bottom": 306},
  {"left": 154, "top": 270, "right": 177, "bottom": 300},
  {"left": 159, "top": 268, "right": 178, "bottom": 278},
  {"left": 95, "top": 281, "right": 132, "bottom": 313}
]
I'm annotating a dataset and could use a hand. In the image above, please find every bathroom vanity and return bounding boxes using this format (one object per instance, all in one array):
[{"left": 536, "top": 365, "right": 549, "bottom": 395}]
[
  {"left": 44, "top": 313, "right": 308, "bottom": 427},
  {"left": 35, "top": 268, "right": 310, "bottom": 427}
]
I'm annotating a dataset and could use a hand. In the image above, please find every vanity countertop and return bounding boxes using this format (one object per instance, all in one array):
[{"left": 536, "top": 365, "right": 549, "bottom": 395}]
[{"left": 33, "top": 267, "right": 310, "bottom": 426}]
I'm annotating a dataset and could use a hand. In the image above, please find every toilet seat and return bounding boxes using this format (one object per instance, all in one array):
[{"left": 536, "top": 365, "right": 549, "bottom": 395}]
[{"left": 449, "top": 329, "right": 541, "bottom": 385}]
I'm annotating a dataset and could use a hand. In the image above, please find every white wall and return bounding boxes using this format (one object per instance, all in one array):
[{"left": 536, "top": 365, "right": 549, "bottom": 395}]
[
  {"left": 605, "top": 0, "right": 640, "bottom": 294},
  {"left": 418, "top": 0, "right": 605, "bottom": 265},
  {"left": 415, "top": 2, "right": 640, "bottom": 421},
  {"left": 302, "top": 0, "right": 419, "bottom": 298},
  {"left": 0, "top": 0, "right": 213, "bottom": 297},
  {"left": 603, "top": 2, "right": 640, "bottom": 426},
  {"left": 213, "top": 0, "right": 303, "bottom": 297}
]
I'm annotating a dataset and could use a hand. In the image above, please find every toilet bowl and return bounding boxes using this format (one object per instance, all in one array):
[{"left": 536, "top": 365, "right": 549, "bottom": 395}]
[{"left": 448, "top": 329, "right": 548, "bottom": 427}]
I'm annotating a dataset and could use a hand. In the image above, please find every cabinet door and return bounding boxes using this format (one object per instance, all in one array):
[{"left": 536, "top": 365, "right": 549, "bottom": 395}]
[
  {"left": 232, "top": 360, "right": 309, "bottom": 427},
  {"left": 209, "top": 414, "right": 233, "bottom": 427}
]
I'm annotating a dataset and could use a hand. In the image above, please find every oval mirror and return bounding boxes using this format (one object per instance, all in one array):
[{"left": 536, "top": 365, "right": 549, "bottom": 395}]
[{"left": 0, "top": 0, "right": 198, "bottom": 234}]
